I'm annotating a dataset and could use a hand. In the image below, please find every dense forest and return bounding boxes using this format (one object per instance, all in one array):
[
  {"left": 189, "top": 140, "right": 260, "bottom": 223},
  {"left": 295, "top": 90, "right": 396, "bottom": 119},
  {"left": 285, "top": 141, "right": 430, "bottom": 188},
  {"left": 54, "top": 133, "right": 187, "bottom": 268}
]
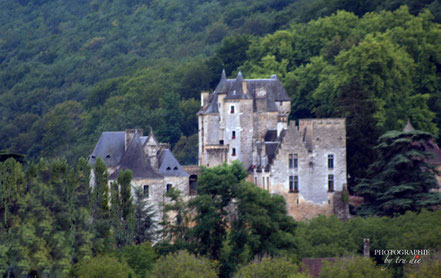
[
  {"left": 1, "top": 0, "right": 441, "bottom": 183},
  {"left": 1, "top": 0, "right": 441, "bottom": 277}
]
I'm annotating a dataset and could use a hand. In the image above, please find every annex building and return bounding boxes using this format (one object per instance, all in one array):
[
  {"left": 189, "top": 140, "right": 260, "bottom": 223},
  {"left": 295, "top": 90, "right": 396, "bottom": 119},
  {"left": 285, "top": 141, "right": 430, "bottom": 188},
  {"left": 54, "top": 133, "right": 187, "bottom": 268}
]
[{"left": 198, "top": 70, "right": 348, "bottom": 220}]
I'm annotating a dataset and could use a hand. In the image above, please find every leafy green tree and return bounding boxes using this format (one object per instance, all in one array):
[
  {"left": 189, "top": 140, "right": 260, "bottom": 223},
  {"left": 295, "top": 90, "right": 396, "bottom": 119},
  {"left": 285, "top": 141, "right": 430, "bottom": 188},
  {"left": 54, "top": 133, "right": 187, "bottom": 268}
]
[
  {"left": 354, "top": 129, "right": 441, "bottom": 216},
  {"left": 404, "top": 251, "right": 441, "bottom": 278},
  {"left": 152, "top": 250, "right": 218, "bottom": 278},
  {"left": 234, "top": 257, "right": 307, "bottom": 278},
  {"left": 70, "top": 255, "right": 135, "bottom": 278},
  {"left": 172, "top": 134, "right": 198, "bottom": 165},
  {"left": 159, "top": 188, "right": 187, "bottom": 242},
  {"left": 117, "top": 242, "right": 157, "bottom": 278},
  {"left": 189, "top": 161, "right": 247, "bottom": 261},
  {"left": 319, "top": 257, "right": 392, "bottom": 278}
]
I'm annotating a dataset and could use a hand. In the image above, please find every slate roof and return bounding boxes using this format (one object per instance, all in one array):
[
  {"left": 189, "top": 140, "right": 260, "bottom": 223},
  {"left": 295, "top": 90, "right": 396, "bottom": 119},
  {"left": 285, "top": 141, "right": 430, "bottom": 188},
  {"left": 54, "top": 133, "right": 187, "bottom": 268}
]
[
  {"left": 225, "top": 72, "right": 252, "bottom": 100},
  {"left": 110, "top": 132, "right": 162, "bottom": 180},
  {"left": 199, "top": 71, "right": 290, "bottom": 115},
  {"left": 89, "top": 132, "right": 126, "bottom": 167},
  {"left": 158, "top": 149, "right": 189, "bottom": 177}
]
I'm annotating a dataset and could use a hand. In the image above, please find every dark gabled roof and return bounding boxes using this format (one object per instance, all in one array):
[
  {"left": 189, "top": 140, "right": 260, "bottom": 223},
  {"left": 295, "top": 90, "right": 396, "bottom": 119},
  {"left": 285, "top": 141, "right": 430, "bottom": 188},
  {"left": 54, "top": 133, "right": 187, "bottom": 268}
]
[
  {"left": 225, "top": 72, "right": 253, "bottom": 100},
  {"left": 201, "top": 72, "right": 290, "bottom": 115},
  {"left": 214, "top": 69, "right": 234, "bottom": 95},
  {"left": 110, "top": 132, "right": 162, "bottom": 180},
  {"left": 245, "top": 76, "right": 290, "bottom": 101},
  {"left": 89, "top": 132, "right": 126, "bottom": 167},
  {"left": 158, "top": 149, "right": 189, "bottom": 177}
]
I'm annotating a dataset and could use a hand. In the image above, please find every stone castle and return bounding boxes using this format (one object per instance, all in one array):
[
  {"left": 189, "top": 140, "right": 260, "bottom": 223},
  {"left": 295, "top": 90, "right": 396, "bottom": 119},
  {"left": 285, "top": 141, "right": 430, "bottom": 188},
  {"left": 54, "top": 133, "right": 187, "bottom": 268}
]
[
  {"left": 89, "top": 70, "right": 348, "bottom": 222},
  {"left": 198, "top": 70, "right": 348, "bottom": 220}
]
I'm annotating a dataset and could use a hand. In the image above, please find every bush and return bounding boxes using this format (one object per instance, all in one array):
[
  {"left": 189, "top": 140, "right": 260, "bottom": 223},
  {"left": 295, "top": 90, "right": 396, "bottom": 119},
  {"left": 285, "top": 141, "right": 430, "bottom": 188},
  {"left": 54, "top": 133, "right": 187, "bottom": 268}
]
[
  {"left": 70, "top": 255, "right": 135, "bottom": 278},
  {"left": 319, "top": 256, "right": 391, "bottom": 278},
  {"left": 234, "top": 257, "right": 308, "bottom": 278},
  {"left": 152, "top": 250, "right": 218, "bottom": 278}
]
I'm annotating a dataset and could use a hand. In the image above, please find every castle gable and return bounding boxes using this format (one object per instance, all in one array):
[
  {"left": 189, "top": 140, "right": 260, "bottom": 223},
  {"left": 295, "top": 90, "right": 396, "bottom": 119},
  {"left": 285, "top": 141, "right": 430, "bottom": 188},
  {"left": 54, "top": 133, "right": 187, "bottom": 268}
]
[
  {"left": 89, "top": 131, "right": 125, "bottom": 167},
  {"left": 158, "top": 149, "right": 189, "bottom": 177},
  {"left": 110, "top": 132, "right": 162, "bottom": 180}
]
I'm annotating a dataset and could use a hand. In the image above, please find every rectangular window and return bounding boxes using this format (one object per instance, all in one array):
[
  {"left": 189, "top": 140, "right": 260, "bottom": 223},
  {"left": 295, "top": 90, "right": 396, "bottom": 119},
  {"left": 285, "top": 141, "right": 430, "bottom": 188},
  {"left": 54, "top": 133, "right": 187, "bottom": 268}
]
[
  {"left": 289, "top": 154, "right": 298, "bottom": 169},
  {"left": 232, "top": 131, "right": 236, "bottom": 139},
  {"left": 328, "top": 154, "right": 334, "bottom": 169},
  {"left": 144, "top": 185, "right": 149, "bottom": 197},
  {"left": 262, "top": 177, "right": 265, "bottom": 188},
  {"left": 232, "top": 148, "right": 236, "bottom": 156},
  {"left": 266, "top": 177, "right": 269, "bottom": 190},
  {"left": 294, "top": 176, "right": 299, "bottom": 192},
  {"left": 289, "top": 176, "right": 298, "bottom": 192},
  {"left": 166, "top": 184, "right": 172, "bottom": 193},
  {"left": 230, "top": 105, "right": 235, "bottom": 114},
  {"left": 328, "top": 175, "right": 334, "bottom": 192}
]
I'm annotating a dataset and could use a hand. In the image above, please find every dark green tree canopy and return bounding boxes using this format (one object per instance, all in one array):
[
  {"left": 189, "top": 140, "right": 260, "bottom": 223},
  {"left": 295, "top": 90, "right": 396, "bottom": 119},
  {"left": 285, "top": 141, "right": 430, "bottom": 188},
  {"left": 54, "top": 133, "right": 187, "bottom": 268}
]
[{"left": 354, "top": 129, "right": 441, "bottom": 216}]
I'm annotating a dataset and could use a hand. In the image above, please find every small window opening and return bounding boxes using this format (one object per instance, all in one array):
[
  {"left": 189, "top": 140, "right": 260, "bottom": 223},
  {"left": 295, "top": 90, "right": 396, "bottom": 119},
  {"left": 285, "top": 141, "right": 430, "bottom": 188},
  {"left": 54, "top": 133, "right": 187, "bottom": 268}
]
[
  {"left": 230, "top": 106, "right": 235, "bottom": 114},
  {"left": 144, "top": 185, "right": 149, "bottom": 197},
  {"left": 173, "top": 166, "right": 178, "bottom": 170},
  {"left": 166, "top": 167, "right": 171, "bottom": 170},
  {"left": 232, "top": 131, "right": 236, "bottom": 139},
  {"left": 166, "top": 184, "right": 172, "bottom": 193},
  {"left": 328, "top": 174, "right": 334, "bottom": 192}
]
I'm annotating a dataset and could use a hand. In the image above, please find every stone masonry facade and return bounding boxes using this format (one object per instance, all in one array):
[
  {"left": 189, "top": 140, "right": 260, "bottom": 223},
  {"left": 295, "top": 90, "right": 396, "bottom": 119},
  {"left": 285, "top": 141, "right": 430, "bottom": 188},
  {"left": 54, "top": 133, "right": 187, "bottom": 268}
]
[{"left": 199, "top": 70, "right": 348, "bottom": 220}]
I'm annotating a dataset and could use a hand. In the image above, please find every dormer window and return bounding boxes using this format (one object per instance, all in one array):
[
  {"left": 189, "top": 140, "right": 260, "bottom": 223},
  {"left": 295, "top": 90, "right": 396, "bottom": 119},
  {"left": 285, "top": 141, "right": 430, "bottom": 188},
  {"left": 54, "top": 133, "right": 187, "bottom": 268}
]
[
  {"left": 174, "top": 166, "right": 178, "bottom": 170},
  {"left": 230, "top": 105, "right": 235, "bottom": 114},
  {"left": 91, "top": 155, "right": 96, "bottom": 159},
  {"left": 166, "top": 167, "right": 171, "bottom": 170},
  {"left": 106, "top": 154, "right": 110, "bottom": 159}
]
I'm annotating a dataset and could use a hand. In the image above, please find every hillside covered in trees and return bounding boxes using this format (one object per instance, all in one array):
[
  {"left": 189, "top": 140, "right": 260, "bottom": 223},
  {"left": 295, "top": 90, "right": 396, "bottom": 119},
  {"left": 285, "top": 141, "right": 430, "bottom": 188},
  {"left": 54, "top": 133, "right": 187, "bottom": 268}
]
[
  {"left": 1, "top": 0, "right": 441, "bottom": 184},
  {"left": 1, "top": 1, "right": 441, "bottom": 276}
]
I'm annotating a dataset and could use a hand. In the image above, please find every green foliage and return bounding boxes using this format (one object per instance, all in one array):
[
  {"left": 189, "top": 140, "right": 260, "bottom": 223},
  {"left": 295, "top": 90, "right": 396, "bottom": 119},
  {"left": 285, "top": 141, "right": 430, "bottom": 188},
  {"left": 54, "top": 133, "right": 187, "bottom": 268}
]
[
  {"left": 234, "top": 257, "right": 307, "bottom": 278},
  {"left": 117, "top": 242, "right": 157, "bottom": 278},
  {"left": 70, "top": 255, "right": 135, "bottom": 278},
  {"left": 172, "top": 134, "right": 198, "bottom": 165},
  {"left": 152, "top": 250, "right": 218, "bottom": 278},
  {"left": 405, "top": 252, "right": 441, "bottom": 278},
  {"left": 319, "top": 256, "right": 392, "bottom": 278},
  {"left": 354, "top": 130, "right": 441, "bottom": 216},
  {"left": 134, "top": 187, "right": 157, "bottom": 244}
]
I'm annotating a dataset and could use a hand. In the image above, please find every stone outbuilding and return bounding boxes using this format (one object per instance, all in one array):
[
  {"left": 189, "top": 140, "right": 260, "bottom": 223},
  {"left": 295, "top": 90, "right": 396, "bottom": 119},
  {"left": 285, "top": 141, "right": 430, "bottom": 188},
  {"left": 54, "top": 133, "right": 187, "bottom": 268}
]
[{"left": 89, "top": 129, "right": 191, "bottom": 224}]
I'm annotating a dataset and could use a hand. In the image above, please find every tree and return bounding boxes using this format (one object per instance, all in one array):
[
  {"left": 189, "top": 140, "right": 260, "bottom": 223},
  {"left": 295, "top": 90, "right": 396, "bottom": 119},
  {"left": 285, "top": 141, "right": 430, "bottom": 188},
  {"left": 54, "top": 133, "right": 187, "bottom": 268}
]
[
  {"left": 189, "top": 161, "right": 247, "bottom": 261},
  {"left": 134, "top": 187, "right": 157, "bottom": 244},
  {"left": 354, "top": 129, "right": 441, "bottom": 216},
  {"left": 234, "top": 257, "right": 307, "bottom": 278},
  {"left": 319, "top": 257, "right": 391, "bottom": 278},
  {"left": 117, "top": 242, "right": 157, "bottom": 278},
  {"left": 92, "top": 158, "right": 112, "bottom": 253},
  {"left": 69, "top": 256, "right": 135, "bottom": 278},
  {"left": 152, "top": 250, "right": 218, "bottom": 278}
]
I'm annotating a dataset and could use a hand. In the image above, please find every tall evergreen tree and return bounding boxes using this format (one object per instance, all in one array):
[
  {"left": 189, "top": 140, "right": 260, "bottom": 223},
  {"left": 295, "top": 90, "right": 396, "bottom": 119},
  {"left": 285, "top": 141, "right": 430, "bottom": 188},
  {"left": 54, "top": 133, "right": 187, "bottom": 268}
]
[
  {"left": 92, "top": 158, "right": 112, "bottom": 253},
  {"left": 134, "top": 187, "right": 157, "bottom": 244},
  {"left": 354, "top": 129, "right": 441, "bottom": 216}
]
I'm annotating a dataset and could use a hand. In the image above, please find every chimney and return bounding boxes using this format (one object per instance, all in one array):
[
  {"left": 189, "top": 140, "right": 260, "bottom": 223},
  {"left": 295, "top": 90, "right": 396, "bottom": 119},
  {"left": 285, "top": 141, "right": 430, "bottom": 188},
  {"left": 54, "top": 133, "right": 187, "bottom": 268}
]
[
  {"left": 201, "top": 91, "right": 209, "bottom": 106},
  {"left": 125, "top": 129, "right": 143, "bottom": 150},
  {"left": 363, "top": 238, "right": 370, "bottom": 257}
]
